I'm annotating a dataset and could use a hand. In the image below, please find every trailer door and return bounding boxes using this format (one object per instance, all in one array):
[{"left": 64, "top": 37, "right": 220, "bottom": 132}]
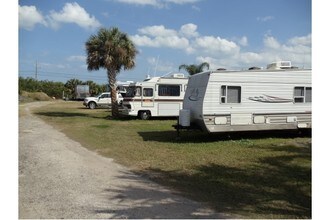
[{"left": 141, "top": 87, "right": 154, "bottom": 107}]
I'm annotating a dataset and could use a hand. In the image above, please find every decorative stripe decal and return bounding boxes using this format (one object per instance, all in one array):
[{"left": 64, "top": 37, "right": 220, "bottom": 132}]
[
  {"left": 203, "top": 112, "right": 311, "bottom": 117},
  {"left": 248, "top": 94, "right": 293, "bottom": 103},
  {"left": 123, "top": 98, "right": 183, "bottom": 102}
]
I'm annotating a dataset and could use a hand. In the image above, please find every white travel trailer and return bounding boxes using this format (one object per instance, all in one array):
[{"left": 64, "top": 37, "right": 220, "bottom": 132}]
[
  {"left": 179, "top": 62, "right": 311, "bottom": 133},
  {"left": 119, "top": 73, "right": 188, "bottom": 119}
]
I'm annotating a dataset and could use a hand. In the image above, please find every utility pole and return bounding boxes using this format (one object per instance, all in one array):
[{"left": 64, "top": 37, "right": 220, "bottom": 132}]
[{"left": 35, "top": 60, "right": 38, "bottom": 80}]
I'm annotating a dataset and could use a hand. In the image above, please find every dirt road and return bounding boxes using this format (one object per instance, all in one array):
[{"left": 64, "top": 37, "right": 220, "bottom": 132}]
[{"left": 19, "top": 102, "right": 226, "bottom": 219}]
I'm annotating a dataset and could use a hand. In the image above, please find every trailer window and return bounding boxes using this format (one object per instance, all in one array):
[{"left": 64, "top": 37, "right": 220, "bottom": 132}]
[
  {"left": 221, "top": 86, "right": 241, "bottom": 103},
  {"left": 143, "top": 88, "right": 153, "bottom": 97},
  {"left": 158, "top": 85, "right": 180, "bottom": 96},
  {"left": 306, "top": 87, "right": 312, "bottom": 102},
  {"left": 126, "top": 86, "right": 141, "bottom": 97},
  {"left": 294, "top": 87, "right": 311, "bottom": 103}
]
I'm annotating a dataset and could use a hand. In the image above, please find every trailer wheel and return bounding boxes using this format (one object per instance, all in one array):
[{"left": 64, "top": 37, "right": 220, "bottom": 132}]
[
  {"left": 88, "top": 102, "right": 96, "bottom": 109},
  {"left": 139, "top": 111, "right": 151, "bottom": 120}
]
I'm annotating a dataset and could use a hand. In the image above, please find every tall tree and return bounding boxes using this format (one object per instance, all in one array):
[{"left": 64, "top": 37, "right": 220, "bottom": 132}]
[
  {"left": 85, "top": 27, "right": 137, "bottom": 117},
  {"left": 85, "top": 80, "right": 98, "bottom": 96},
  {"left": 179, "top": 62, "right": 210, "bottom": 75},
  {"left": 64, "top": 78, "right": 83, "bottom": 99}
]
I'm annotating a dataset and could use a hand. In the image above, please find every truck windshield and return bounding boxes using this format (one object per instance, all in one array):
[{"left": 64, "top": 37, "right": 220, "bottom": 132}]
[{"left": 125, "top": 86, "right": 141, "bottom": 97}]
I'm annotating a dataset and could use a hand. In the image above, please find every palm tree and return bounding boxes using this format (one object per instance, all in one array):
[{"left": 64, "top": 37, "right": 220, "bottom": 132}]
[
  {"left": 64, "top": 78, "right": 83, "bottom": 99},
  {"left": 178, "top": 62, "right": 210, "bottom": 75},
  {"left": 85, "top": 80, "right": 99, "bottom": 96},
  {"left": 85, "top": 27, "right": 137, "bottom": 118}
]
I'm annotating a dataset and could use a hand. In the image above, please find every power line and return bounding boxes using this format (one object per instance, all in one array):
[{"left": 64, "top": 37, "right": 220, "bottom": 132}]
[
  {"left": 19, "top": 70, "right": 142, "bottom": 80},
  {"left": 19, "top": 69, "right": 144, "bottom": 83},
  {"left": 19, "top": 70, "right": 107, "bottom": 79}
]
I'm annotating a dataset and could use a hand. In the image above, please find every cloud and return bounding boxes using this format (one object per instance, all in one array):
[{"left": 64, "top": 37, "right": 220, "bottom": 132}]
[
  {"left": 260, "top": 34, "right": 311, "bottom": 67},
  {"left": 196, "top": 33, "right": 311, "bottom": 70},
  {"left": 47, "top": 2, "right": 101, "bottom": 30},
  {"left": 138, "top": 25, "right": 177, "bottom": 37},
  {"left": 131, "top": 25, "right": 189, "bottom": 49},
  {"left": 131, "top": 23, "right": 311, "bottom": 70},
  {"left": 39, "top": 62, "right": 68, "bottom": 69},
  {"left": 239, "top": 52, "right": 263, "bottom": 64},
  {"left": 19, "top": 3, "right": 101, "bottom": 31},
  {"left": 131, "top": 23, "right": 239, "bottom": 55},
  {"left": 113, "top": 0, "right": 201, "bottom": 8},
  {"left": 165, "top": 0, "right": 201, "bottom": 4},
  {"left": 196, "top": 56, "right": 226, "bottom": 69},
  {"left": 191, "top": 5, "right": 201, "bottom": 11},
  {"left": 180, "top": 23, "right": 199, "bottom": 38},
  {"left": 19, "top": 5, "right": 47, "bottom": 30},
  {"left": 131, "top": 34, "right": 189, "bottom": 49},
  {"left": 147, "top": 57, "right": 174, "bottom": 72},
  {"left": 257, "top": 16, "right": 274, "bottom": 22},
  {"left": 288, "top": 34, "right": 311, "bottom": 46},
  {"left": 263, "top": 35, "right": 281, "bottom": 49},
  {"left": 226, "top": 34, "right": 311, "bottom": 69},
  {"left": 238, "top": 36, "right": 248, "bottom": 46},
  {"left": 67, "top": 55, "right": 86, "bottom": 62},
  {"left": 114, "top": 0, "right": 163, "bottom": 8},
  {"left": 194, "top": 36, "right": 240, "bottom": 55}
]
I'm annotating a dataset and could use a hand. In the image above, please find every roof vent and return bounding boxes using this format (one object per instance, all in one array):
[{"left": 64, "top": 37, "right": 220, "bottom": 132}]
[
  {"left": 248, "top": 66, "right": 261, "bottom": 70},
  {"left": 267, "top": 61, "right": 292, "bottom": 70},
  {"left": 171, "top": 73, "right": 185, "bottom": 78}
]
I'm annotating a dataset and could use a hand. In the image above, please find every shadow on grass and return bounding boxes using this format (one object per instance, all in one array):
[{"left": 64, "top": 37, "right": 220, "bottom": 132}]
[
  {"left": 138, "top": 129, "right": 311, "bottom": 143},
  {"left": 34, "top": 108, "right": 180, "bottom": 122},
  {"left": 35, "top": 111, "right": 110, "bottom": 120},
  {"left": 137, "top": 144, "right": 311, "bottom": 218},
  {"left": 94, "top": 170, "right": 226, "bottom": 219}
]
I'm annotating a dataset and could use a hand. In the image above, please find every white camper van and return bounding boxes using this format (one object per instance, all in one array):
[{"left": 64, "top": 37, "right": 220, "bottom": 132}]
[
  {"left": 119, "top": 74, "right": 188, "bottom": 119},
  {"left": 179, "top": 62, "right": 311, "bottom": 133}
]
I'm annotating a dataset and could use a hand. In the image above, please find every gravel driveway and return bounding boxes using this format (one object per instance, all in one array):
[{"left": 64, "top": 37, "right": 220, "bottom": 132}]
[{"left": 19, "top": 102, "right": 226, "bottom": 219}]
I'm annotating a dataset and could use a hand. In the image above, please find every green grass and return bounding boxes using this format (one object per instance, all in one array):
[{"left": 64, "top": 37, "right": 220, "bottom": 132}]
[{"left": 27, "top": 101, "right": 311, "bottom": 218}]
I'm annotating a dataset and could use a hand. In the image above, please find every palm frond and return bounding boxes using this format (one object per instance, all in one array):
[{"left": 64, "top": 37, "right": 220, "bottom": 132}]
[{"left": 179, "top": 62, "right": 210, "bottom": 75}]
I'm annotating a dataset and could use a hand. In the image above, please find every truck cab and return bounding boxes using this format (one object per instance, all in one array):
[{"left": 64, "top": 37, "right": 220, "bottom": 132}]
[{"left": 83, "top": 92, "right": 123, "bottom": 109}]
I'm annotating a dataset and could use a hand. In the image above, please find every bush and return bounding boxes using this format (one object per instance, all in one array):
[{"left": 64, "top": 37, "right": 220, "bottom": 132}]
[
  {"left": 19, "top": 77, "right": 68, "bottom": 99},
  {"left": 20, "top": 91, "right": 53, "bottom": 102}
]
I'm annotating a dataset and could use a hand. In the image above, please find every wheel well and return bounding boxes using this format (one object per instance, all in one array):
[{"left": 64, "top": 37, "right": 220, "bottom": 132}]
[
  {"left": 138, "top": 110, "right": 151, "bottom": 114},
  {"left": 138, "top": 110, "right": 151, "bottom": 119}
]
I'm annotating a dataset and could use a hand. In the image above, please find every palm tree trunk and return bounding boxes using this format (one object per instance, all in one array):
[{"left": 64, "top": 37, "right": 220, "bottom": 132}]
[{"left": 107, "top": 69, "right": 119, "bottom": 118}]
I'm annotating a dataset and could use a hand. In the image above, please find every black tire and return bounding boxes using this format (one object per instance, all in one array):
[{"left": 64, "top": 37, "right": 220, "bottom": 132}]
[
  {"left": 88, "top": 102, "right": 96, "bottom": 109},
  {"left": 139, "top": 111, "right": 151, "bottom": 120}
]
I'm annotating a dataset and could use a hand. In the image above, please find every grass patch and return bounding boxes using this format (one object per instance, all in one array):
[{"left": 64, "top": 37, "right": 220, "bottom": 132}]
[{"left": 28, "top": 101, "right": 311, "bottom": 218}]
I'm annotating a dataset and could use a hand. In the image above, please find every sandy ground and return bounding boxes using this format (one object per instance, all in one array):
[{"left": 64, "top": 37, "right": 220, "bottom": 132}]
[{"left": 19, "top": 101, "right": 227, "bottom": 219}]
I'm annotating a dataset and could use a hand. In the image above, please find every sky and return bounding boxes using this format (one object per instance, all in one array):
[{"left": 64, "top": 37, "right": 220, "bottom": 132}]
[{"left": 19, "top": 0, "right": 311, "bottom": 84}]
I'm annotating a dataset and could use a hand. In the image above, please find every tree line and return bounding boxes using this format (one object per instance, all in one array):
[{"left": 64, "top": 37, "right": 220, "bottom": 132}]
[
  {"left": 19, "top": 77, "right": 108, "bottom": 99},
  {"left": 18, "top": 59, "right": 209, "bottom": 100}
]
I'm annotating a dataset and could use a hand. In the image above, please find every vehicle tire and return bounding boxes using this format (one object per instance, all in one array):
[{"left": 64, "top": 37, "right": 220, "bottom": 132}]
[
  {"left": 139, "top": 111, "right": 151, "bottom": 120},
  {"left": 88, "top": 102, "right": 96, "bottom": 109}
]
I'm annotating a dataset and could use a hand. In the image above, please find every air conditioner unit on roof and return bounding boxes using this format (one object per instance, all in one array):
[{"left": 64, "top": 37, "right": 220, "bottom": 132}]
[
  {"left": 267, "top": 61, "right": 292, "bottom": 70},
  {"left": 171, "top": 73, "right": 185, "bottom": 78}
]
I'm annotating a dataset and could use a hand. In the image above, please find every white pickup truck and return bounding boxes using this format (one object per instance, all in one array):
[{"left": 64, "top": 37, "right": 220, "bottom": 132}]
[{"left": 83, "top": 92, "right": 123, "bottom": 109}]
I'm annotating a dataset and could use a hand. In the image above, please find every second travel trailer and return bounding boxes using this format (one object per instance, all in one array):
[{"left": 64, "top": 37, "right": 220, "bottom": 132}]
[
  {"left": 178, "top": 61, "right": 312, "bottom": 133},
  {"left": 119, "top": 73, "right": 188, "bottom": 119}
]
